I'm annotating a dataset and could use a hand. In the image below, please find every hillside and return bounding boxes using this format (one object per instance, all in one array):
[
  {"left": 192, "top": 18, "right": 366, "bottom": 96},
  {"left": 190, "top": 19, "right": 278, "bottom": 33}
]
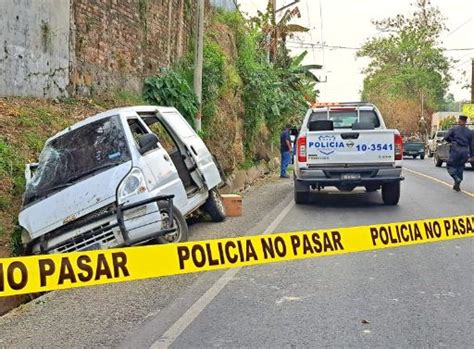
[{"left": 0, "top": 8, "right": 316, "bottom": 258}]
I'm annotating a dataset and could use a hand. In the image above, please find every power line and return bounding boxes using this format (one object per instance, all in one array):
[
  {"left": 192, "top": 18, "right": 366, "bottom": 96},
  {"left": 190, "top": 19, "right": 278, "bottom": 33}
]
[
  {"left": 443, "top": 17, "right": 473, "bottom": 39},
  {"left": 318, "top": 0, "right": 326, "bottom": 79},
  {"left": 305, "top": 0, "right": 317, "bottom": 61},
  {"left": 453, "top": 58, "right": 472, "bottom": 69},
  {"left": 287, "top": 40, "right": 474, "bottom": 52}
]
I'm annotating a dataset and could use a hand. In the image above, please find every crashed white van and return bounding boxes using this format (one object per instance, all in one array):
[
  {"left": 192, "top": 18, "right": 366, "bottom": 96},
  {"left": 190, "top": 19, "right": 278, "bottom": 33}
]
[{"left": 19, "top": 106, "right": 226, "bottom": 254}]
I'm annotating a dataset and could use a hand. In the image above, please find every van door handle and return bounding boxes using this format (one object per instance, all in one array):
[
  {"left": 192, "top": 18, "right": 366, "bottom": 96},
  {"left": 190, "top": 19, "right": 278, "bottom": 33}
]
[{"left": 190, "top": 146, "right": 198, "bottom": 156}]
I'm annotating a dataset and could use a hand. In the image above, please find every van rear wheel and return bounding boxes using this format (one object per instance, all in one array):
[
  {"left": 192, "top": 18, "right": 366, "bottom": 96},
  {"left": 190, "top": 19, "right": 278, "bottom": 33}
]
[
  {"left": 204, "top": 189, "right": 226, "bottom": 222},
  {"left": 156, "top": 202, "right": 188, "bottom": 243},
  {"left": 382, "top": 182, "right": 400, "bottom": 205}
]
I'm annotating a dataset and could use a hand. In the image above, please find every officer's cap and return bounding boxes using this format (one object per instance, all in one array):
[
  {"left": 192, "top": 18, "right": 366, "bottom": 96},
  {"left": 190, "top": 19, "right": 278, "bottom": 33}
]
[{"left": 459, "top": 115, "right": 468, "bottom": 121}]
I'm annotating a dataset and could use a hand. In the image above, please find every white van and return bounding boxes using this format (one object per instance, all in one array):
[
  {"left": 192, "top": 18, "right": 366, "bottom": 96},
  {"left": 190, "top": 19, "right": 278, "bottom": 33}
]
[{"left": 19, "top": 106, "right": 226, "bottom": 254}]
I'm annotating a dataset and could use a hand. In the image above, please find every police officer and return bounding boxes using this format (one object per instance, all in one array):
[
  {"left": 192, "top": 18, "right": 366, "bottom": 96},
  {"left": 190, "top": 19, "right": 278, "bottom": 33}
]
[
  {"left": 280, "top": 124, "right": 292, "bottom": 178},
  {"left": 443, "top": 115, "right": 473, "bottom": 191}
]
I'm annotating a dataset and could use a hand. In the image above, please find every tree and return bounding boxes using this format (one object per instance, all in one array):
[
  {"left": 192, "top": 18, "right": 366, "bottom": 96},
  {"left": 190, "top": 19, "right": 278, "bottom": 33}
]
[
  {"left": 251, "top": 1, "right": 309, "bottom": 63},
  {"left": 358, "top": 0, "right": 452, "bottom": 133}
]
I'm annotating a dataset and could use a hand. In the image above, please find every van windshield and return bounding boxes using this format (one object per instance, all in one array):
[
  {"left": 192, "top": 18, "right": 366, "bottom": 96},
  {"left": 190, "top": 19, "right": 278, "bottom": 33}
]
[{"left": 24, "top": 116, "right": 130, "bottom": 206}]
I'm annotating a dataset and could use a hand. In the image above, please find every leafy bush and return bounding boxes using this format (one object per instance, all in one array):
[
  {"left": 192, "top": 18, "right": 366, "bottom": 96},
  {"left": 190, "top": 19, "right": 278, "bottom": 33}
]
[
  {"left": 201, "top": 39, "right": 226, "bottom": 127},
  {"left": 143, "top": 70, "right": 198, "bottom": 124}
]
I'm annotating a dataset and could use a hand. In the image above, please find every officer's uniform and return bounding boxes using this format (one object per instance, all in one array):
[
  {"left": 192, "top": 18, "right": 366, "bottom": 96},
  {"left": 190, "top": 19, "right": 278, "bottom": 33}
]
[{"left": 444, "top": 116, "right": 473, "bottom": 189}]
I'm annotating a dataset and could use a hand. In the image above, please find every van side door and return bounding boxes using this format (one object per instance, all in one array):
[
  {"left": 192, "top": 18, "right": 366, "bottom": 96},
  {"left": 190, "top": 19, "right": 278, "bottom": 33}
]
[
  {"left": 124, "top": 115, "right": 188, "bottom": 209},
  {"left": 148, "top": 109, "right": 221, "bottom": 190}
]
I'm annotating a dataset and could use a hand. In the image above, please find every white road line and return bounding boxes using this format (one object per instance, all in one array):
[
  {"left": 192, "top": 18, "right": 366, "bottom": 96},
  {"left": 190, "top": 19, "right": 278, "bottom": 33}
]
[
  {"left": 404, "top": 167, "right": 474, "bottom": 198},
  {"left": 150, "top": 199, "right": 296, "bottom": 349}
]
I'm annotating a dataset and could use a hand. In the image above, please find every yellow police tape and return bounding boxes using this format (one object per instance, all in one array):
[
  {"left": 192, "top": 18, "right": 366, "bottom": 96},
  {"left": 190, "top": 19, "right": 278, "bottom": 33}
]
[{"left": 1, "top": 215, "right": 473, "bottom": 297}]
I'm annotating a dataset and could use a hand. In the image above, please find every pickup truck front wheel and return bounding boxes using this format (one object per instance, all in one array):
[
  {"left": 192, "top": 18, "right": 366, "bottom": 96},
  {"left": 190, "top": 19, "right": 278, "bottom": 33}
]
[
  {"left": 382, "top": 182, "right": 400, "bottom": 205},
  {"left": 156, "top": 202, "right": 188, "bottom": 243}
]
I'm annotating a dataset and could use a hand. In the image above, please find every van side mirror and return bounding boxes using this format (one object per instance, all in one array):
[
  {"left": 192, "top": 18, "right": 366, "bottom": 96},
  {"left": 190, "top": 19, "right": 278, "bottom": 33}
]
[{"left": 138, "top": 133, "right": 159, "bottom": 154}]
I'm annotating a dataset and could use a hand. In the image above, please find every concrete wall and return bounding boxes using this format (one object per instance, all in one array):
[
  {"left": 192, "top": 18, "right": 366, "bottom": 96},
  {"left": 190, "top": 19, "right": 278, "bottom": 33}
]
[
  {"left": 0, "top": 0, "right": 200, "bottom": 98},
  {"left": 0, "top": 0, "right": 71, "bottom": 98},
  {"left": 70, "top": 0, "right": 197, "bottom": 96}
]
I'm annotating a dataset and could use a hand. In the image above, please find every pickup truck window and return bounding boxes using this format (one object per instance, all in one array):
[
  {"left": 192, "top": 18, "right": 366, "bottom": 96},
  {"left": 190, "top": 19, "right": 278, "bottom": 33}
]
[
  {"left": 24, "top": 116, "right": 130, "bottom": 206},
  {"left": 309, "top": 110, "right": 380, "bottom": 128}
]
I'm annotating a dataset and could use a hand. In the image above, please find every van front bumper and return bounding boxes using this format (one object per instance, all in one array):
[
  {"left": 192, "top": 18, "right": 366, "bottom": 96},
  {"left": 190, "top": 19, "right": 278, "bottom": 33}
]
[{"left": 26, "top": 194, "right": 176, "bottom": 255}]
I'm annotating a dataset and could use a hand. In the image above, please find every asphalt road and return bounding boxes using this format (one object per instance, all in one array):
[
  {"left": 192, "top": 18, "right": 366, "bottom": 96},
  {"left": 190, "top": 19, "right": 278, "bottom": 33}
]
[
  {"left": 127, "top": 158, "right": 473, "bottom": 348},
  {"left": 0, "top": 160, "right": 472, "bottom": 348}
]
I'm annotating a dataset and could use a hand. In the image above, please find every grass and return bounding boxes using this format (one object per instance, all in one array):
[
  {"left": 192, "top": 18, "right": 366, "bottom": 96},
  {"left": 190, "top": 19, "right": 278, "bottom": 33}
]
[
  {"left": 25, "top": 132, "right": 46, "bottom": 153},
  {"left": 0, "top": 98, "right": 105, "bottom": 256},
  {"left": 238, "top": 159, "right": 256, "bottom": 170},
  {"left": 93, "top": 90, "right": 146, "bottom": 108}
]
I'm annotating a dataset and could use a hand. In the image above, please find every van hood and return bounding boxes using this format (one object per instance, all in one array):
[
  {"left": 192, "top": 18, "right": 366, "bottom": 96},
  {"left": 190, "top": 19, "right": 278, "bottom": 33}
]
[{"left": 19, "top": 162, "right": 132, "bottom": 239}]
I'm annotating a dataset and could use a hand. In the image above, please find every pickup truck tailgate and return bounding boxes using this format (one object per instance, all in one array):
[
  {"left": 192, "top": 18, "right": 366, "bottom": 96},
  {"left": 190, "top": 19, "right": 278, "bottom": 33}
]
[{"left": 306, "top": 130, "right": 395, "bottom": 165}]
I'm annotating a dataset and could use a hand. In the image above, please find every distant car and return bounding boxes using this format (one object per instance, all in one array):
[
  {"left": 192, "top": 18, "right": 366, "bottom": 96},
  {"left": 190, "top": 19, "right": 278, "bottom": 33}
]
[
  {"left": 433, "top": 124, "right": 474, "bottom": 168},
  {"left": 403, "top": 141, "right": 425, "bottom": 159},
  {"left": 427, "top": 130, "right": 448, "bottom": 158}
]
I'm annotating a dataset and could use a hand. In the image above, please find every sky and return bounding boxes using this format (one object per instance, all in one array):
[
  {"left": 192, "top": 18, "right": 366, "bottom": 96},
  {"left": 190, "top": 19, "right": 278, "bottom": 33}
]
[{"left": 237, "top": 0, "right": 474, "bottom": 104}]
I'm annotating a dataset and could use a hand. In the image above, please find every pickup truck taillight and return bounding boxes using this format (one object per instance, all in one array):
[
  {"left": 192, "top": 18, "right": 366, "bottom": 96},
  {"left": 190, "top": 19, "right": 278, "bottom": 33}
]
[
  {"left": 297, "top": 136, "right": 307, "bottom": 162},
  {"left": 394, "top": 133, "right": 403, "bottom": 160}
]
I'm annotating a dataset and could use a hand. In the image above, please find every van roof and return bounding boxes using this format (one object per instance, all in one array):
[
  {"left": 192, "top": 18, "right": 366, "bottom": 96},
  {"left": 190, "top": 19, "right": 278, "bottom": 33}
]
[{"left": 46, "top": 105, "right": 178, "bottom": 142}]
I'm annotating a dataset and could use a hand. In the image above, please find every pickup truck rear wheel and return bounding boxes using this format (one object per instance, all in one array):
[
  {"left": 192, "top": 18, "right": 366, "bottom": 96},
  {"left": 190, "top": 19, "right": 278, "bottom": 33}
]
[
  {"left": 156, "top": 202, "right": 188, "bottom": 243},
  {"left": 382, "top": 182, "right": 400, "bottom": 205},
  {"left": 294, "top": 190, "right": 309, "bottom": 204},
  {"left": 434, "top": 154, "right": 443, "bottom": 167},
  {"left": 204, "top": 189, "right": 226, "bottom": 222}
]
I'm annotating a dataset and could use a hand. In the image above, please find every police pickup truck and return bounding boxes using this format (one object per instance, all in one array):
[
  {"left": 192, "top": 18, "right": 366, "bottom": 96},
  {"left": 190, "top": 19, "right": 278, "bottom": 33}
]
[{"left": 293, "top": 102, "right": 404, "bottom": 205}]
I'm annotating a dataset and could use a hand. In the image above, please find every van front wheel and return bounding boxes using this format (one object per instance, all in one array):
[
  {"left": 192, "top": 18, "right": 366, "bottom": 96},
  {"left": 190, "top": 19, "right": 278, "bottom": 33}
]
[
  {"left": 204, "top": 189, "right": 226, "bottom": 222},
  {"left": 156, "top": 202, "right": 188, "bottom": 243}
]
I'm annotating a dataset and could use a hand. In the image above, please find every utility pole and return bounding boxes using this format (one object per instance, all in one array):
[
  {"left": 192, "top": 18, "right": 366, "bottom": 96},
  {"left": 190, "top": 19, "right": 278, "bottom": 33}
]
[
  {"left": 269, "top": 0, "right": 300, "bottom": 63},
  {"left": 193, "top": 0, "right": 204, "bottom": 132},
  {"left": 471, "top": 58, "right": 474, "bottom": 103},
  {"left": 270, "top": 0, "right": 277, "bottom": 63}
]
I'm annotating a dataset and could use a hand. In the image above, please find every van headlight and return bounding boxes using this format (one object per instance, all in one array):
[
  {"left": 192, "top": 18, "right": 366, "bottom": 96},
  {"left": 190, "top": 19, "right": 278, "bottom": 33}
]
[
  {"left": 118, "top": 168, "right": 148, "bottom": 200},
  {"left": 21, "top": 229, "right": 32, "bottom": 245}
]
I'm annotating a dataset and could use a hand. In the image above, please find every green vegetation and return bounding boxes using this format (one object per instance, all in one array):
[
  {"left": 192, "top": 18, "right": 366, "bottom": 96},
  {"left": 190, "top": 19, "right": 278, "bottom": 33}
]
[
  {"left": 439, "top": 115, "right": 457, "bottom": 129},
  {"left": 358, "top": 0, "right": 452, "bottom": 133},
  {"left": 93, "top": 90, "right": 146, "bottom": 109},
  {"left": 0, "top": 137, "right": 26, "bottom": 199},
  {"left": 143, "top": 7, "right": 317, "bottom": 162},
  {"left": 143, "top": 70, "right": 198, "bottom": 125},
  {"left": 228, "top": 9, "right": 316, "bottom": 157}
]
